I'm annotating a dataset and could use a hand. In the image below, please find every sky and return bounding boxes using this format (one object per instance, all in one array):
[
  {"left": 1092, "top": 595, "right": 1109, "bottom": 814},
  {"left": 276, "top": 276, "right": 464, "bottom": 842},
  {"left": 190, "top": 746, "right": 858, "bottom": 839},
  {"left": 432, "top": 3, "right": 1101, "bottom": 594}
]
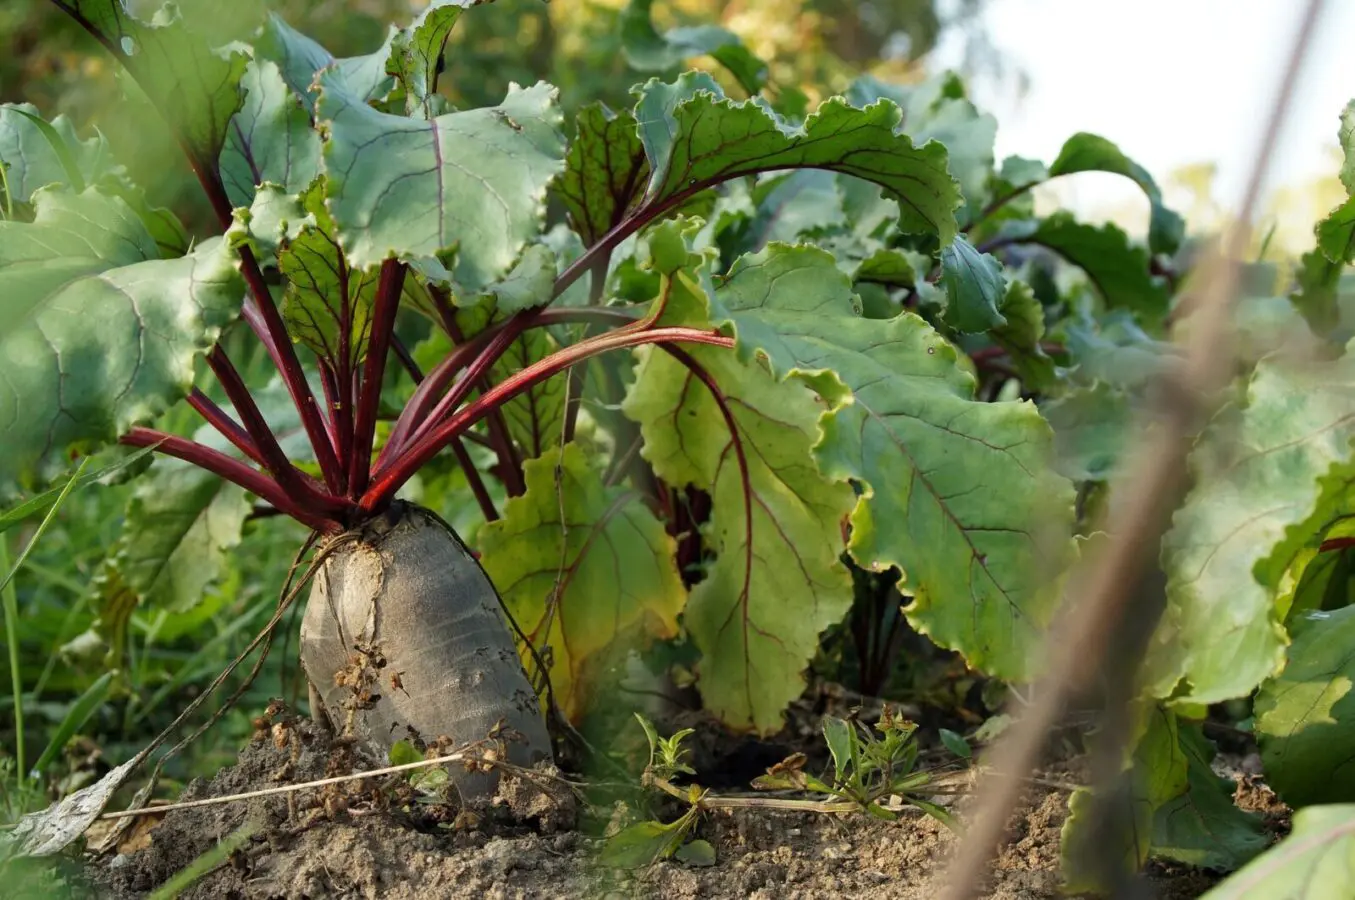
[{"left": 929, "top": 0, "right": 1355, "bottom": 226}]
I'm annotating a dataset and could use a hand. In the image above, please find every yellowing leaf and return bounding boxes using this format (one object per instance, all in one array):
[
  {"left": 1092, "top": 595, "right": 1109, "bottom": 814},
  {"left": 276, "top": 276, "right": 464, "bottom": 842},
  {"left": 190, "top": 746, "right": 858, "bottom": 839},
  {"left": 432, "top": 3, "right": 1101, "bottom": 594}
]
[
  {"left": 1150, "top": 352, "right": 1355, "bottom": 706},
  {"left": 478, "top": 443, "right": 685, "bottom": 719},
  {"left": 622, "top": 272, "right": 856, "bottom": 733}
]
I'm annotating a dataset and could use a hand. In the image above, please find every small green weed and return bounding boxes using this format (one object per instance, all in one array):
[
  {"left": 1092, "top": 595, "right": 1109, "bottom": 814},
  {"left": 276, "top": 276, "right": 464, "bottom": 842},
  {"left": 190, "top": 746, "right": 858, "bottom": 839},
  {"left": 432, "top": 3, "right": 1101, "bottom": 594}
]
[{"left": 603, "top": 709, "right": 963, "bottom": 869}]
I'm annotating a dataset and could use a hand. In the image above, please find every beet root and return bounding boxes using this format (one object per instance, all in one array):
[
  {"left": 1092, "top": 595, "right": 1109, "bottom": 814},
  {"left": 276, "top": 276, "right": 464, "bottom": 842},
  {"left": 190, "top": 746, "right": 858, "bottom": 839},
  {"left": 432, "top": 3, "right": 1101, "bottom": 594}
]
[{"left": 299, "top": 502, "right": 551, "bottom": 795}]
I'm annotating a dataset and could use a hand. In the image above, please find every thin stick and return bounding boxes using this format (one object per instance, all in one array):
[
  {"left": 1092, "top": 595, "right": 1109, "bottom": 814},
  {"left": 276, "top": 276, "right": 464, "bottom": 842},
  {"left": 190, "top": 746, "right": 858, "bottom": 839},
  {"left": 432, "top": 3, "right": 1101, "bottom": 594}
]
[
  {"left": 97, "top": 750, "right": 479, "bottom": 821},
  {"left": 0, "top": 459, "right": 89, "bottom": 780},
  {"left": 937, "top": 4, "right": 1326, "bottom": 898}
]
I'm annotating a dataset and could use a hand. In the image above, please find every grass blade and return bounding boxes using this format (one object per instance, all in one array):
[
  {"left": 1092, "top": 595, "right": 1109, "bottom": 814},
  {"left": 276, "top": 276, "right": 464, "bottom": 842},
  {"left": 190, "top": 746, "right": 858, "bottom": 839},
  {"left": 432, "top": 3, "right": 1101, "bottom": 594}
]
[
  {"left": 2, "top": 458, "right": 92, "bottom": 781},
  {"left": 0, "top": 446, "right": 156, "bottom": 537}
]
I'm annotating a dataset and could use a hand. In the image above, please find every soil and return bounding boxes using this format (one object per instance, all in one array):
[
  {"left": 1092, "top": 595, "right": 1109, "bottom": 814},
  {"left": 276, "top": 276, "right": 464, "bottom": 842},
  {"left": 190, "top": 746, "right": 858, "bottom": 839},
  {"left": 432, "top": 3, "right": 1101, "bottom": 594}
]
[{"left": 83, "top": 703, "right": 1285, "bottom": 900}]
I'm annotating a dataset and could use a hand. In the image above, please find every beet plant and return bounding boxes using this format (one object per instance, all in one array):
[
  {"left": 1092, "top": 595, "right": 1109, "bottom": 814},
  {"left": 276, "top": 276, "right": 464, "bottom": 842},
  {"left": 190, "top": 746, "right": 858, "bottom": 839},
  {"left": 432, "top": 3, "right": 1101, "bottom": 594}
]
[{"left": 2, "top": 0, "right": 1239, "bottom": 877}]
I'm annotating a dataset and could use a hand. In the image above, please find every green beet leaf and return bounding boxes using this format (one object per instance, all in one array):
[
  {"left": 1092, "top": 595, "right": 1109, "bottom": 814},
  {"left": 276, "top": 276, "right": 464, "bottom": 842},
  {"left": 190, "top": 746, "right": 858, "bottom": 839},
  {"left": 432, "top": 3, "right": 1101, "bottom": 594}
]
[
  {"left": 622, "top": 271, "right": 856, "bottom": 732},
  {"left": 481, "top": 243, "right": 559, "bottom": 316},
  {"left": 999, "top": 212, "right": 1169, "bottom": 319},
  {"left": 1291, "top": 247, "right": 1345, "bottom": 335},
  {"left": 991, "top": 280, "right": 1057, "bottom": 390},
  {"left": 1060, "top": 706, "right": 1186, "bottom": 893},
  {"left": 1255, "top": 438, "right": 1355, "bottom": 623},
  {"left": 226, "top": 183, "right": 311, "bottom": 265},
  {"left": 254, "top": 13, "right": 396, "bottom": 113},
  {"left": 1056, "top": 710, "right": 1186, "bottom": 894},
  {"left": 707, "top": 243, "right": 1074, "bottom": 682},
  {"left": 1281, "top": 539, "right": 1355, "bottom": 622},
  {"left": 0, "top": 187, "right": 242, "bottom": 492},
  {"left": 0, "top": 104, "right": 187, "bottom": 256},
  {"left": 1149, "top": 350, "right": 1355, "bottom": 706},
  {"left": 1040, "top": 384, "right": 1133, "bottom": 483},
  {"left": 989, "top": 155, "right": 1048, "bottom": 212},
  {"left": 0, "top": 104, "right": 115, "bottom": 207},
  {"left": 1289, "top": 107, "right": 1355, "bottom": 336},
  {"left": 837, "top": 174, "right": 903, "bottom": 244},
  {"left": 633, "top": 72, "right": 961, "bottom": 245},
  {"left": 555, "top": 103, "right": 648, "bottom": 246},
  {"left": 850, "top": 247, "right": 919, "bottom": 292},
  {"left": 219, "top": 58, "right": 321, "bottom": 208},
  {"left": 938, "top": 235, "right": 1007, "bottom": 333},
  {"left": 1151, "top": 724, "right": 1267, "bottom": 870},
  {"left": 102, "top": 457, "right": 251, "bottom": 616},
  {"left": 56, "top": 0, "right": 257, "bottom": 166},
  {"left": 1228, "top": 289, "right": 1325, "bottom": 368},
  {"left": 845, "top": 73, "right": 997, "bottom": 216},
  {"left": 1048, "top": 132, "right": 1185, "bottom": 256},
  {"left": 621, "top": 0, "right": 767, "bottom": 96},
  {"left": 1061, "top": 701, "right": 1262, "bottom": 888},
  {"left": 386, "top": 0, "right": 485, "bottom": 117},
  {"left": 1059, "top": 306, "right": 1177, "bottom": 390},
  {"left": 1317, "top": 196, "right": 1355, "bottom": 267},
  {"left": 477, "top": 443, "right": 686, "bottom": 720},
  {"left": 317, "top": 70, "right": 565, "bottom": 286},
  {"left": 1341, "top": 99, "right": 1355, "bottom": 197},
  {"left": 747, "top": 170, "right": 848, "bottom": 249},
  {"left": 492, "top": 329, "right": 567, "bottom": 459},
  {"left": 1060, "top": 788, "right": 1142, "bottom": 892},
  {"left": 233, "top": 183, "right": 400, "bottom": 368},
  {"left": 1256, "top": 606, "right": 1355, "bottom": 806},
  {"left": 276, "top": 183, "right": 376, "bottom": 367},
  {"left": 1201, "top": 804, "right": 1355, "bottom": 899}
]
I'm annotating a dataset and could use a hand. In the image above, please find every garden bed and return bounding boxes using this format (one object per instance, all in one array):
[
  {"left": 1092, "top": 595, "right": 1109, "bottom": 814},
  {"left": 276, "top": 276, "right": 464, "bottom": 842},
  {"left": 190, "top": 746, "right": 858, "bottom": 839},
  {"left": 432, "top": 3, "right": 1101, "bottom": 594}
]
[{"left": 86, "top": 706, "right": 1285, "bottom": 899}]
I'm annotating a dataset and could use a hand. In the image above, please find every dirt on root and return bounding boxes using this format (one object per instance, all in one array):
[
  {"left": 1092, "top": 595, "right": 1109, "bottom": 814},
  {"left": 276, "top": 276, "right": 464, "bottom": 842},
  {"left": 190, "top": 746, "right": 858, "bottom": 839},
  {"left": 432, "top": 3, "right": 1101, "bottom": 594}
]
[{"left": 80, "top": 705, "right": 1267, "bottom": 900}]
